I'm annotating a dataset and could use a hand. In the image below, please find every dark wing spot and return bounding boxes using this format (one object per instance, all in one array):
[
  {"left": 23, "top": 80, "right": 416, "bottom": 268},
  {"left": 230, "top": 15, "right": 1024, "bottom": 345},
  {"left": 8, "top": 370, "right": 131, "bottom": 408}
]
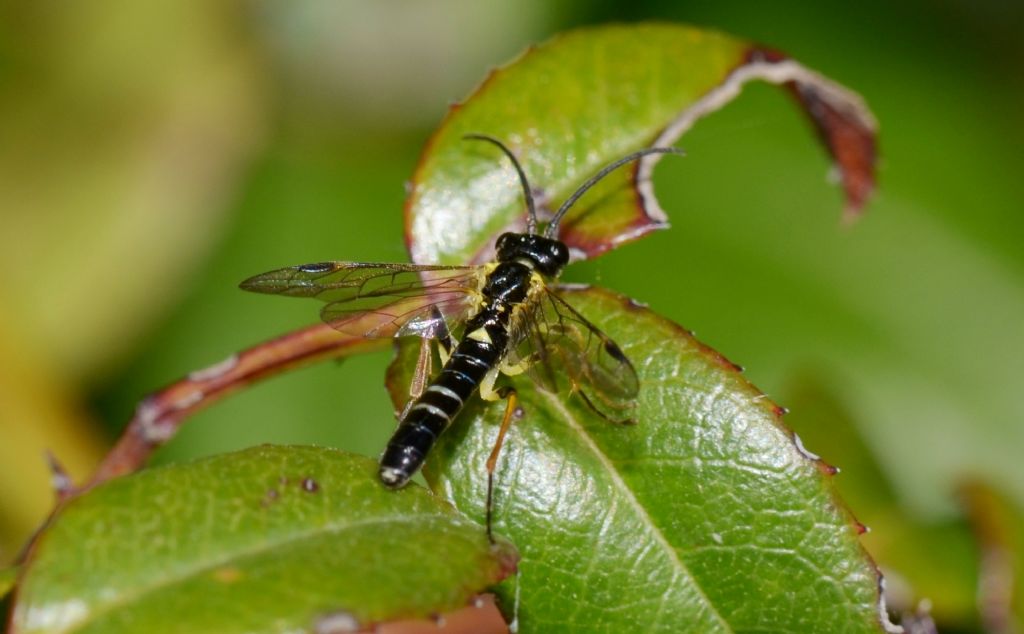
[
  {"left": 604, "top": 340, "right": 629, "bottom": 363},
  {"left": 297, "top": 262, "right": 334, "bottom": 274}
]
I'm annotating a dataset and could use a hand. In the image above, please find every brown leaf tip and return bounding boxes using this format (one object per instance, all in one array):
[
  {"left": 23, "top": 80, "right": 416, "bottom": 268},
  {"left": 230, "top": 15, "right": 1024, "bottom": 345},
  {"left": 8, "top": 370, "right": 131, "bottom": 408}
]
[{"left": 742, "top": 45, "right": 879, "bottom": 218}]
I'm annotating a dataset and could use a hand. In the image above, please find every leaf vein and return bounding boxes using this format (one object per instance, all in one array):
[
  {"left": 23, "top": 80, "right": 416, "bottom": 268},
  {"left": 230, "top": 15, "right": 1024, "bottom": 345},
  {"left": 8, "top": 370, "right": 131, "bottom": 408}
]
[
  {"left": 64, "top": 513, "right": 460, "bottom": 632},
  {"left": 539, "top": 391, "right": 735, "bottom": 633}
]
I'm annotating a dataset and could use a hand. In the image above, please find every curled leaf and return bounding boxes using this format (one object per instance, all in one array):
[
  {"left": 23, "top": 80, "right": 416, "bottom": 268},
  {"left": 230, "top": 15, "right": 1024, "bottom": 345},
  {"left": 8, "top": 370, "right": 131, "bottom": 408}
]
[{"left": 406, "top": 23, "right": 877, "bottom": 265}]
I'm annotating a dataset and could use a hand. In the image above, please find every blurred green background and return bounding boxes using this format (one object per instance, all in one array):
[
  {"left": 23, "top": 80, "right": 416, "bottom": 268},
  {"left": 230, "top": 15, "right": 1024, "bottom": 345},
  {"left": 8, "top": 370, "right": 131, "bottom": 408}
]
[{"left": 1, "top": 0, "right": 1021, "bottom": 628}]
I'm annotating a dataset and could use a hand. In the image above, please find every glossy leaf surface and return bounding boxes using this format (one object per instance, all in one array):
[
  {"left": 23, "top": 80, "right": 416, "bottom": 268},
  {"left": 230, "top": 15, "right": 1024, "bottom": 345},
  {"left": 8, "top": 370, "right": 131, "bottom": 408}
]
[
  {"left": 406, "top": 23, "right": 876, "bottom": 265},
  {"left": 388, "top": 287, "right": 888, "bottom": 632},
  {"left": 10, "top": 446, "right": 515, "bottom": 634}
]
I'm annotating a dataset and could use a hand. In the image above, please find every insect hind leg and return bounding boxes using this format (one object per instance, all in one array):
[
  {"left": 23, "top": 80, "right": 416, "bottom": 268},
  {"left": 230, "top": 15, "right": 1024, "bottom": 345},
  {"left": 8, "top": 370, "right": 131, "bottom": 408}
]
[{"left": 485, "top": 386, "right": 519, "bottom": 544}]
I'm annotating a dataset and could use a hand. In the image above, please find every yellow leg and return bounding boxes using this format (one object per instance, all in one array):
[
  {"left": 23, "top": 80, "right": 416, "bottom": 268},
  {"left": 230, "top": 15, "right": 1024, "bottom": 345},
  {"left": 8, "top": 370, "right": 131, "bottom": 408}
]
[
  {"left": 498, "top": 354, "right": 533, "bottom": 376},
  {"left": 486, "top": 387, "right": 518, "bottom": 544},
  {"left": 478, "top": 367, "right": 501, "bottom": 401}
]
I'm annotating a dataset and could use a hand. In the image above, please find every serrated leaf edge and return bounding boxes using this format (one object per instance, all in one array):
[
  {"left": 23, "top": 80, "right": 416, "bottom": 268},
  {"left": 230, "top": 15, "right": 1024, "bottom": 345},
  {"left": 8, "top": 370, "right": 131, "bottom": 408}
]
[{"left": 555, "top": 287, "right": 901, "bottom": 632}]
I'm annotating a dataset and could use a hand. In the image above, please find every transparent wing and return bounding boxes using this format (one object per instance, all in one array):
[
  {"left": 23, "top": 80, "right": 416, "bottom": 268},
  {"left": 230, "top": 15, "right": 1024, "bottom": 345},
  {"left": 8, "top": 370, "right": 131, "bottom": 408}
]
[
  {"left": 240, "top": 262, "right": 484, "bottom": 338},
  {"left": 511, "top": 288, "right": 639, "bottom": 421}
]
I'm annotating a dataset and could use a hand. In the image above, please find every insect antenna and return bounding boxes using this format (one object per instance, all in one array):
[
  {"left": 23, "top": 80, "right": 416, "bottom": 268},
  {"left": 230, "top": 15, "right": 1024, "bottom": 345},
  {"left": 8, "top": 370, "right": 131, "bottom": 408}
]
[
  {"left": 463, "top": 134, "right": 539, "bottom": 235},
  {"left": 543, "top": 146, "right": 684, "bottom": 239}
]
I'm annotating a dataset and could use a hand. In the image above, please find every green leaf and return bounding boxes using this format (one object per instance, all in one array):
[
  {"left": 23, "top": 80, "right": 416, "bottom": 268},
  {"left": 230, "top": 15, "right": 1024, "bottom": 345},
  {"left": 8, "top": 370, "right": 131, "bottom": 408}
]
[
  {"left": 388, "top": 287, "right": 888, "bottom": 632},
  {"left": 406, "top": 23, "right": 876, "bottom": 265},
  {"left": 11, "top": 446, "right": 516, "bottom": 634},
  {"left": 391, "top": 22, "right": 887, "bottom": 631}
]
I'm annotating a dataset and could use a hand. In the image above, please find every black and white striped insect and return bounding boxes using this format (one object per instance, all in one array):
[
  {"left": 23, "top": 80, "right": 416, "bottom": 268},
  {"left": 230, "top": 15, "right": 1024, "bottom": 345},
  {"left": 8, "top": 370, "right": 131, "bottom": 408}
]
[{"left": 241, "top": 135, "right": 680, "bottom": 537}]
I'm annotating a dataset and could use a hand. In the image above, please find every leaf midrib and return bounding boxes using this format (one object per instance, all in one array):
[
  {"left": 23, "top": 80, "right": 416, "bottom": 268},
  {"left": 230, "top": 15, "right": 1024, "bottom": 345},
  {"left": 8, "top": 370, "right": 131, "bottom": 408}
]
[
  {"left": 56, "top": 512, "right": 459, "bottom": 633},
  {"left": 539, "top": 391, "right": 735, "bottom": 633}
]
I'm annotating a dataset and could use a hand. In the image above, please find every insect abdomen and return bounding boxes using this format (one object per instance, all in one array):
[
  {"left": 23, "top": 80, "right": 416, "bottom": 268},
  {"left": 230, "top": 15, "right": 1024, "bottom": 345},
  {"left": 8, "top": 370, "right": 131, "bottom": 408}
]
[{"left": 378, "top": 332, "right": 502, "bottom": 488}]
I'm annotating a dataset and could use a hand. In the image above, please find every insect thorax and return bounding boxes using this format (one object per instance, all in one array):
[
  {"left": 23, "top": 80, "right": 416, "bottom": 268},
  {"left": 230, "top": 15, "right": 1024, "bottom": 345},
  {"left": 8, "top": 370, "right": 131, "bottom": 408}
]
[
  {"left": 464, "top": 261, "right": 543, "bottom": 354},
  {"left": 494, "top": 232, "right": 569, "bottom": 278}
]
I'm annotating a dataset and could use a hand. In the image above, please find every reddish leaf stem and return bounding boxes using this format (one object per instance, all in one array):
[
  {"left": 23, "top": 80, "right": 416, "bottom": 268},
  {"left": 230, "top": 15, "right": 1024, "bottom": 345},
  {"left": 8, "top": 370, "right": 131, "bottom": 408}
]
[{"left": 79, "top": 323, "right": 387, "bottom": 495}]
